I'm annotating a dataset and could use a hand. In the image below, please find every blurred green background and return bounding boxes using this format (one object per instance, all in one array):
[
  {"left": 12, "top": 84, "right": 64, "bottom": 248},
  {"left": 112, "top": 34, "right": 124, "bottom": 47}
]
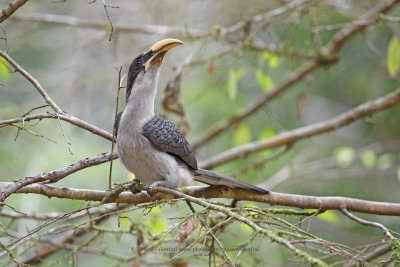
[{"left": 1, "top": 0, "right": 400, "bottom": 266}]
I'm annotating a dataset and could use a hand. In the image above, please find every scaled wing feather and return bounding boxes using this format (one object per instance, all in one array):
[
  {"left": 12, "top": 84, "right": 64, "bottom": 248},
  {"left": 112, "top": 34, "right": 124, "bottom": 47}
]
[{"left": 142, "top": 116, "right": 198, "bottom": 170}]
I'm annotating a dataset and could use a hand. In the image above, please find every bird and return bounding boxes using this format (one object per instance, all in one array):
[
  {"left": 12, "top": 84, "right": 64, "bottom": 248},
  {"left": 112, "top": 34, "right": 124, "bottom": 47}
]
[{"left": 115, "top": 39, "right": 268, "bottom": 195}]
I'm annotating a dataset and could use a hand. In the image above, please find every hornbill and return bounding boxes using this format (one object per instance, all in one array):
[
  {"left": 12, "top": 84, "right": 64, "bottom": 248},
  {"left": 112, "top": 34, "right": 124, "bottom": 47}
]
[{"left": 115, "top": 39, "right": 268, "bottom": 195}]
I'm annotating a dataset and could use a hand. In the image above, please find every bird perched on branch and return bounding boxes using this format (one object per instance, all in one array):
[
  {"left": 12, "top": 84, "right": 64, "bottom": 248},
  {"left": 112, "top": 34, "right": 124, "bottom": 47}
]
[{"left": 116, "top": 39, "right": 268, "bottom": 195}]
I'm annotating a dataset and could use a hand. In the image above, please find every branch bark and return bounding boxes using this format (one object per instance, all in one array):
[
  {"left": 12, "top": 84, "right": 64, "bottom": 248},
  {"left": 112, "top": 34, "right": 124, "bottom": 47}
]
[
  {"left": 0, "top": 0, "right": 29, "bottom": 23},
  {"left": 0, "top": 152, "right": 117, "bottom": 206},
  {"left": 192, "top": 0, "right": 400, "bottom": 150},
  {"left": 200, "top": 88, "right": 400, "bottom": 169},
  {"left": 2, "top": 183, "right": 400, "bottom": 216}
]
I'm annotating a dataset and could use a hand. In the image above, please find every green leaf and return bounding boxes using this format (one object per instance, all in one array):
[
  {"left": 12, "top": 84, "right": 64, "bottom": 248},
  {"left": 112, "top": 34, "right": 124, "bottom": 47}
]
[
  {"left": 258, "top": 127, "right": 276, "bottom": 140},
  {"left": 360, "top": 149, "right": 376, "bottom": 169},
  {"left": 377, "top": 154, "right": 392, "bottom": 170},
  {"left": 317, "top": 210, "right": 339, "bottom": 224},
  {"left": 260, "top": 51, "right": 280, "bottom": 69},
  {"left": 233, "top": 124, "right": 251, "bottom": 147},
  {"left": 145, "top": 206, "right": 168, "bottom": 234},
  {"left": 0, "top": 56, "right": 11, "bottom": 82},
  {"left": 387, "top": 36, "right": 400, "bottom": 77},
  {"left": 268, "top": 54, "right": 280, "bottom": 69},
  {"left": 255, "top": 69, "right": 274, "bottom": 92},
  {"left": 119, "top": 212, "right": 131, "bottom": 229},
  {"left": 333, "top": 146, "right": 355, "bottom": 168},
  {"left": 227, "top": 68, "right": 246, "bottom": 100},
  {"left": 397, "top": 167, "right": 400, "bottom": 182},
  {"left": 261, "top": 51, "right": 270, "bottom": 61},
  {"left": 257, "top": 128, "right": 276, "bottom": 157}
]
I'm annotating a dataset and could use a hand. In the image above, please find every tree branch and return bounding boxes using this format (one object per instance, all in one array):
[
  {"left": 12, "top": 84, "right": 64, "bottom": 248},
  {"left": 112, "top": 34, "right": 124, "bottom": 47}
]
[
  {"left": 0, "top": 0, "right": 29, "bottom": 23},
  {"left": 0, "top": 152, "right": 117, "bottom": 206},
  {"left": 192, "top": 0, "right": 400, "bottom": 149},
  {"left": 2, "top": 183, "right": 400, "bottom": 216},
  {"left": 0, "top": 111, "right": 112, "bottom": 142},
  {"left": 344, "top": 243, "right": 392, "bottom": 267},
  {"left": 0, "top": 51, "right": 113, "bottom": 141},
  {"left": 0, "top": 50, "right": 62, "bottom": 113},
  {"left": 200, "top": 88, "right": 400, "bottom": 169},
  {"left": 21, "top": 203, "right": 128, "bottom": 265},
  {"left": 11, "top": 13, "right": 206, "bottom": 37}
]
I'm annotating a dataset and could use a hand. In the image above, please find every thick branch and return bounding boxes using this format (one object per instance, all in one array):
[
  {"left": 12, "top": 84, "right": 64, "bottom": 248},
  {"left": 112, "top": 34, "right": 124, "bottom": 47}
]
[
  {"left": 200, "top": 88, "right": 400, "bottom": 169},
  {"left": 0, "top": 0, "right": 29, "bottom": 23},
  {"left": 2, "top": 183, "right": 400, "bottom": 216},
  {"left": 192, "top": 0, "right": 400, "bottom": 149},
  {"left": 0, "top": 152, "right": 117, "bottom": 205}
]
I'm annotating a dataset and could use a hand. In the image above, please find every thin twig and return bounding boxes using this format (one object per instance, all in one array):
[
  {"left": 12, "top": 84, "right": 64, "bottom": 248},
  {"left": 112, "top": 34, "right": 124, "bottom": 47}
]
[
  {"left": 102, "top": 0, "right": 118, "bottom": 41},
  {"left": 0, "top": 112, "right": 113, "bottom": 141},
  {"left": 340, "top": 208, "right": 393, "bottom": 239},
  {"left": 109, "top": 67, "right": 124, "bottom": 189},
  {"left": 11, "top": 124, "right": 57, "bottom": 143},
  {"left": 57, "top": 115, "right": 73, "bottom": 155}
]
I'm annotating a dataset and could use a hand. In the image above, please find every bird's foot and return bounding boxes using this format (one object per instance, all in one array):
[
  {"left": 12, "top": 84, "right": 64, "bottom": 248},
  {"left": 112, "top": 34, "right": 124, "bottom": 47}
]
[
  {"left": 127, "top": 179, "right": 142, "bottom": 194},
  {"left": 146, "top": 181, "right": 174, "bottom": 197}
]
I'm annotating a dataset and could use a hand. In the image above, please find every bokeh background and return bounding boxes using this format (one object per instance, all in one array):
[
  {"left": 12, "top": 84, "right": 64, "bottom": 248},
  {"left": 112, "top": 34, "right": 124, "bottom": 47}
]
[{"left": 1, "top": 0, "right": 400, "bottom": 266}]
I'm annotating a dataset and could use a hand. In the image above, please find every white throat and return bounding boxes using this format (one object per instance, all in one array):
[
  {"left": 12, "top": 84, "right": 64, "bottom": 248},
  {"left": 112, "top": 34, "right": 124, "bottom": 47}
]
[{"left": 124, "top": 66, "right": 160, "bottom": 126}]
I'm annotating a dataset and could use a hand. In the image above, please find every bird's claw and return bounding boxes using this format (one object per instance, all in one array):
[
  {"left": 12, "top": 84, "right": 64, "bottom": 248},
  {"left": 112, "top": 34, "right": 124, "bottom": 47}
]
[
  {"left": 146, "top": 181, "right": 167, "bottom": 196},
  {"left": 128, "top": 179, "right": 142, "bottom": 194},
  {"left": 146, "top": 185, "right": 157, "bottom": 197}
]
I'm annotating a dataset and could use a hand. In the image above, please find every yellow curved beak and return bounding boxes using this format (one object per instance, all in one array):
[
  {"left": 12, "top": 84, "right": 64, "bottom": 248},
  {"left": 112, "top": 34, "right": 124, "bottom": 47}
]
[{"left": 144, "top": 38, "right": 184, "bottom": 71}]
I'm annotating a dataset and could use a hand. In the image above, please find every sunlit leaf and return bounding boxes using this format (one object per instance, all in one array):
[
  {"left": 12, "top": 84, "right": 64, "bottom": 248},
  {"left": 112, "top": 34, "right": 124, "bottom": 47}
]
[
  {"left": 387, "top": 36, "right": 400, "bottom": 77},
  {"left": 0, "top": 56, "right": 11, "bottom": 82},
  {"left": 129, "top": 173, "right": 136, "bottom": 180},
  {"left": 260, "top": 51, "right": 280, "bottom": 69},
  {"left": 317, "top": 210, "right": 339, "bottom": 224},
  {"left": 377, "top": 154, "right": 392, "bottom": 170},
  {"left": 257, "top": 128, "right": 276, "bottom": 157},
  {"left": 268, "top": 54, "right": 280, "bottom": 69},
  {"left": 255, "top": 69, "right": 274, "bottom": 92},
  {"left": 145, "top": 206, "right": 168, "bottom": 234},
  {"left": 233, "top": 124, "right": 251, "bottom": 147},
  {"left": 119, "top": 212, "right": 131, "bottom": 229},
  {"left": 258, "top": 127, "right": 276, "bottom": 140},
  {"left": 334, "top": 146, "right": 355, "bottom": 168},
  {"left": 227, "top": 68, "right": 246, "bottom": 100},
  {"left": 360, "top": 149, "right": 376, "bottom": 169},
  {"left": 261, "top": 51, "right": 270, "bottom": 61}
]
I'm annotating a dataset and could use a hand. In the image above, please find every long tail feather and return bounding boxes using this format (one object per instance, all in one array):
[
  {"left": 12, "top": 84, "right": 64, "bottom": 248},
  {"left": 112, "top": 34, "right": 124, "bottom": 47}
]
[{"left": 193, "top": 169, "right": 268, "bottom": 194}]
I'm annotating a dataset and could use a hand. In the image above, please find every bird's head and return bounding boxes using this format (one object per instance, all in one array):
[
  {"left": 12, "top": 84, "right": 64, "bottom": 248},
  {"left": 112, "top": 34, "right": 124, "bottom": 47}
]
[{"left": 126, "top": 38, "right": 183, "bottom": 102}]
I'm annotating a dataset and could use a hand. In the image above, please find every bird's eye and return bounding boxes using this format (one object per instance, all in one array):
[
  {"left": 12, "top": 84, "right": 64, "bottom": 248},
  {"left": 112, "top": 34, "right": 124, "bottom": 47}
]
[{"left": 135, "top": 60, "right": 141, "bottom": 67}]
